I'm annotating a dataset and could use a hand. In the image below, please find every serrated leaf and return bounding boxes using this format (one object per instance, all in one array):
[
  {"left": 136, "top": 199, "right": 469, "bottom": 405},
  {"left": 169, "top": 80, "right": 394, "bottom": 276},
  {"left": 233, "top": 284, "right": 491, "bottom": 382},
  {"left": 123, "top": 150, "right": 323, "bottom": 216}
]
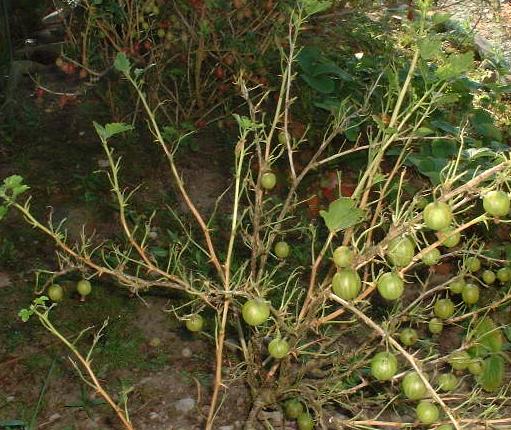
[
  {"left": 419, "top": 37, "right": 442, "bottom": 60},
  {"left": 435, "top": 52, "right": 474, "bottom": 81},
  {"left": 320, "top": 197, "right": 364, "bottom": 232},
  {"left": 93, "top": 121, "right": 133, "bottom": 140},
  {"left": 114, "top": 52, "right": 131, "bottom": 73},
  {"left": 34, "top": 296, "right": 49, "bottom": 305},
  {"left": 11, "top": 184, "right": 29, "bottom": 198},
  {"left": 233, "top": 114, "right": 261, "bottom": 131},
  {"left": 3, "top": 175, "right": 24, "bottom": 189},
  {"left": 478, "top": 355, "right": 505, "bottom": 392},
  {"left": 105, "top": 123, "right": 133, "bottom": 138},
  {"left": 18, "top": 308, "right": 32, "bottom": 322},
  {"left": 470, "top": 317, "right": 503, "bottom": 356}
]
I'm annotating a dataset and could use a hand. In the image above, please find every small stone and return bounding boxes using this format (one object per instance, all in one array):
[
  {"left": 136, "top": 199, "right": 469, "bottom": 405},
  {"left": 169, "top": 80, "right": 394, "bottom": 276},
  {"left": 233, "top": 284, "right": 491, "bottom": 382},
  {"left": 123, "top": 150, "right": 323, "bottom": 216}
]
[
  {"left": 149, "top": 411, "right": 160, "bottom": 420},
  {"left": 6, "top": 396, "right": 15, "bottom": 402},
  {"left": 219, "top": 426, "right": 234, "bottom": 430},
  {"left": 97, "top": 159, "right": 109, "bottom": 168},
  {"left": 174, "top": 397, "right": 196, "bottom": 413},
  {"left": 48, "top": 413, "right": 61, "bottom": 422},
  {"left": 181, "top": 347, "right": 193, "bottom": 358},
  {"left": 149, "top": 337, "right": 161, "bottom": 347}
]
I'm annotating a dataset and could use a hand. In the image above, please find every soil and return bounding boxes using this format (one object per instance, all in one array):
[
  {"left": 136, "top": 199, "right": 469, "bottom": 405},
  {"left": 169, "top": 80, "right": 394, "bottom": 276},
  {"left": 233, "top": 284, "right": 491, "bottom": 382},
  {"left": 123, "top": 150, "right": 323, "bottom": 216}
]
[{"left": 0, "top": 46, "right": 247, "bottom": 429}]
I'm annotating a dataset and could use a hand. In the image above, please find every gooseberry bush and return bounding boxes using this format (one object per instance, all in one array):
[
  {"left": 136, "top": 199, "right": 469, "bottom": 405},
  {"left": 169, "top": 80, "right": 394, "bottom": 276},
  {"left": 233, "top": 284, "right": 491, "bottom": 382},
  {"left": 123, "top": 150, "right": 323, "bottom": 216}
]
[{"left": 2, "top": 1, "right": 511, "bottom": 429}]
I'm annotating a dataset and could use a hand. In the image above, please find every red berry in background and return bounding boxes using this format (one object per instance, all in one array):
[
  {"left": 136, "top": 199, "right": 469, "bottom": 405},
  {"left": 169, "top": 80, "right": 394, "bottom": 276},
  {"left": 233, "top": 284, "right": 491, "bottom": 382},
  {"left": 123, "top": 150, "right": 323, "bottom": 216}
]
[
  {"left": 224, "top": 53, "right": 235, "bottom": 66},
  {"left": 143, "top": 40, "right": 153, "bottom": 50},
  {"left": 159, "top": 19, "right": 170, "bottom": 29},
  {"left": 341, "top": 182, "right": 355, "bottom": 197},
  {"left": 321, "top": 186, "right": 336, "bottom": 202},
  {"left": 258, "top": 76, "right": 268, "bottom": 86},
  {"left": 195, "top": 119, "right": 207, "bottom": 129},
  {"left": 58, "top": 95, "right": 69, "bottom": 108},
  {"left": 307, "top": 194, "right": 321, "bottom": 219},
  {"left": 214, "top": 66, "right": 225, "bottom": 79},
  {"left": 218, "top": 83, "right": 229, "bottom": 94},
  {"left": 35, "top": 87, "right": 44, "bottom": 98}
]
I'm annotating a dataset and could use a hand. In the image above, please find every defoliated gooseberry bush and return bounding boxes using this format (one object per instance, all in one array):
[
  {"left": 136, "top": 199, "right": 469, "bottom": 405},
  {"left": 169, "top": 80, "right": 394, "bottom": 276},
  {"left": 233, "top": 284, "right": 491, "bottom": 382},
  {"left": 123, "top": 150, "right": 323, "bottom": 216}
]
[{"left": 3, "top": 1, "right": 511, "bottom": 429}]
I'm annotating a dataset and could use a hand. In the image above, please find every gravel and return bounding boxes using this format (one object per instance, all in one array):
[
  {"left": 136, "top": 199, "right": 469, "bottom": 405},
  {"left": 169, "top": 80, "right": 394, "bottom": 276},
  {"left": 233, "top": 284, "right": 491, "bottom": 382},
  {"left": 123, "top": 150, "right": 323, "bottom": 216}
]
[{"left": 437, "top": 0, "right": 511, "bottom": 68}]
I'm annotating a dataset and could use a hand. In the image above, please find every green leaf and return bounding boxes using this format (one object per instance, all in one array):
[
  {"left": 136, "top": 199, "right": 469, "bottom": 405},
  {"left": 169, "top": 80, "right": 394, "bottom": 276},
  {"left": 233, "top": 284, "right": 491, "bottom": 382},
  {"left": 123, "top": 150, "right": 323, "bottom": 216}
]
[
  {"left": 114, "top": 52, "right": 131, "bottom": 73},
  {"left": 105, "top": 123, "right": 134, "bottom": 138},
  {"left": 430, "top": 120, "right": 459, "bottom": 135},
  {"left": 301, "top": 74, "right": 335, "bottom": 94},
  {"left": 345, "top": 125, "right": 360, "bottom": 142},
  {"left": 150, "top": 247, "right": 168, "bottom": 258},
  {"left": 312, "top": 63, "right": 352, "bottom": 81},
  {"left": 431, "top": 139, "right": 458, "bottom": 159},
  {"left": 478, "top": 355, "right": 505, "bottom": 392},
  {"left": 2, "top": 175, "right": 29, "bottom": 199},
  {"left": 474, "top": 123, "right": 502, "bottom": 142},
  {"left": 301, "top": 0, "right": 332, "bottom": 15},
  {"left": 0, "top": 205, "right": 7, "bottom": 220},
  {"left": 18, "top": 308, "right": 32, "bottom": 322},
  {"left": 3, "top": 175, "right": 24, "bottom": 189},
  {"left": 233, "top": 114, "right": 261, "bottom": 131},
  {"left": 93, "top": 121, "right": 134, "bottom": 140},
  {"left": 320, "top": 198, "right": 364, "bottom": 232},
  {"left": 470, "top": 317, "right": 503, "bottom": 356},
  {"left": 435, "top": 52, "right": 474, "bottom": 81},
  {"left": 419, "top": 37, "right": 442, "bottom": 60},
  {"left": 432, "top": 12, "right": 451, "bottom": 25},
  {"left": 436, "top": 93, "right": 460, "bottom": 105},
  {"left": 504, "top": 326, "right": 511, "bottom": 342},
  {"left": 297, "top": 46, "right": 321, "bottom": 75},
  {"left": 416, "top": 127, "right": 435, "bottom": 136},
  {"left": 34, "top": 296, "right": 49, "bottom": 306}
]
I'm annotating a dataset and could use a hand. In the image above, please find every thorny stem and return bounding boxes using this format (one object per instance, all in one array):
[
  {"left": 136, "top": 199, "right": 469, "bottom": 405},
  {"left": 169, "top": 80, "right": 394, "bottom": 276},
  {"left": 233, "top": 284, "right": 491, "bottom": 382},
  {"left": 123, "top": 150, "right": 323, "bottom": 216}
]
[
  {"left": 329, "top": 293, "right": 462, "bottom": 430},
  {"left": 206, "top": 133, "right": 247, "bottom": 429},
  {"left": 317, "top": 159, "right": 511, "bottom": 326},
  {"left": 298, "top": 232, "right": 335, "bottom": 321},
  {"left": 124, "top": 72, "right": 226, "bottom": 284},
  {"left": 398, "top": 214, "right": 487, "bottom": 276},
  {"left": 12, "top": 200, "right": 188, "bottom": 292},
  {"left": 35, "top": 310, "right": 134, "bottom": 430}
]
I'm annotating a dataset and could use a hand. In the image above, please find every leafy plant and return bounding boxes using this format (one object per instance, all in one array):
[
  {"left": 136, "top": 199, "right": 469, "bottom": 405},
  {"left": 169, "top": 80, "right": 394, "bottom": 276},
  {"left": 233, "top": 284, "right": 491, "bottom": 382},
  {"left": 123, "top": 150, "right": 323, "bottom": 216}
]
[{"left": 4, "top": 1, "right": 511, "bottom": 429}]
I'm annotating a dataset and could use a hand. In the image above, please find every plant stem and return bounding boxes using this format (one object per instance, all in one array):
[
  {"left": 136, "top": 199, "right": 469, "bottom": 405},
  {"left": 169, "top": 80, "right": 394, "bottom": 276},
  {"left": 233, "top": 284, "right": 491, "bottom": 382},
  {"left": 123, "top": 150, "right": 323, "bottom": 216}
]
[
  {"left": 35, "top": 311, "right": 134, "bottom": 430},
  {"left": 329, "top": 293, "right": 462, "bottom": 430}
]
